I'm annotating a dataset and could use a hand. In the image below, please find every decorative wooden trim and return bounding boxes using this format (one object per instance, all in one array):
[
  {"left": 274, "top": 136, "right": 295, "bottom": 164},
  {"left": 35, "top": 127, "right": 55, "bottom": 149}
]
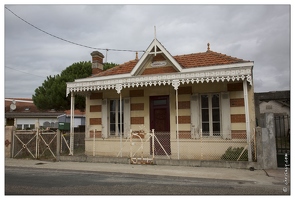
[{"left": 67, "top": 67, "right": 252, "bottom": 95}]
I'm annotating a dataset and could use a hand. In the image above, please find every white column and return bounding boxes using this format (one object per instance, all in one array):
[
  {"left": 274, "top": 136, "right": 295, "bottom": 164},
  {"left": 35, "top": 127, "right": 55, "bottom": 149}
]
[
  {"left": 243, "top": 80, "right": 252, "bottom": 161},
  {"left": 172, "top": 80, "right": 180, "bottom": 160},
  {"left": 119, "top": 92, "right": 122, "bottom": 157},
  {"left": 69, "top": 92, "right": 75, "bottom": 155},
  {"left": 116, "top": 84, "right": 123, "bottom": 157}
]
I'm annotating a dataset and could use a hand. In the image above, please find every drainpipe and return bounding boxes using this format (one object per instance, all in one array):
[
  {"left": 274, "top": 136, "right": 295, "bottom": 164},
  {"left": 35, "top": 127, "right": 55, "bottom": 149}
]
[{"left": 243, "top": 80, "right": 252, "bottom": 161}]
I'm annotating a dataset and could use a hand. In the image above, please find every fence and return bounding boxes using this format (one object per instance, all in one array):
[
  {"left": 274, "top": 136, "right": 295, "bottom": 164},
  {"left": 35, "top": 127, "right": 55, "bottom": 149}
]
[
  {"left": 87, "top": 129, "right": 256, "bottom": 163},
  {"left": 274, "top": 115, "right": 290, "bottom": 167},
  {"left": 12, "top": 129, "right": 85, "bottom": 159}
]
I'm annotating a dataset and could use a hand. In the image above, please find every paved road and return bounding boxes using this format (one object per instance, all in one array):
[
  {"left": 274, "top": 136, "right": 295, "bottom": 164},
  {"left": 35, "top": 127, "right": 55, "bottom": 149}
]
[{"left": 5, "top": 166, "right": 289, "bottom": 195}]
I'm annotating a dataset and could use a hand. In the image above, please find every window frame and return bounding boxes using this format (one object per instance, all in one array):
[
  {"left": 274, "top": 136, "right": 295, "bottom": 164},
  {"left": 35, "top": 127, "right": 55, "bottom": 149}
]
[
  {"left": 108, "top": 99, "right": 124, "bottom": 137},
  {"left": 200, "top": 93, "right": 221, "bottom": 137}
]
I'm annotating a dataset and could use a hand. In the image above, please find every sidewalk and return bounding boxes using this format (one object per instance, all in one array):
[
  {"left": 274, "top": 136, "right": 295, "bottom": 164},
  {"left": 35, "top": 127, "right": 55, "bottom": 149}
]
[{"left": 5, "top": 158, "right": 288, "bottom": 186}]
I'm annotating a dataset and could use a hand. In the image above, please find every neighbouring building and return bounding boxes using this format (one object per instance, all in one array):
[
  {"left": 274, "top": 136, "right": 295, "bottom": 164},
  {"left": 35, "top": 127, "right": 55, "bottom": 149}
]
[
  {"left": 5, "top": 98, "right": 85, "bottom": 130},
  {"left": 66, "top": 38, "right": 256, "bottom": 161},
  {"left": 5, "top": 98, "right": 64, "bottom": 130}
]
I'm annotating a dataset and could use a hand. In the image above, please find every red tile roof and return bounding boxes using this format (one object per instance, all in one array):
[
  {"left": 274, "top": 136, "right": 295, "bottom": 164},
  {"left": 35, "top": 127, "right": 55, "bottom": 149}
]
[
  {"left": 5, "top": 98, "right": 83, "bottom": 117},
  {"left": 174, "top": 50, "right": 249, "bottom": 68},
  {"left": 91, "top": 49, "right": 250, "bottom": 77}
]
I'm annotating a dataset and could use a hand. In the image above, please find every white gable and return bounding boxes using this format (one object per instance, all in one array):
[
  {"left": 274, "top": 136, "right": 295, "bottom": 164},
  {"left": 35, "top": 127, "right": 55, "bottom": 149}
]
[{"left": 130, "top": 39, "right": 183, "bottom": 76}]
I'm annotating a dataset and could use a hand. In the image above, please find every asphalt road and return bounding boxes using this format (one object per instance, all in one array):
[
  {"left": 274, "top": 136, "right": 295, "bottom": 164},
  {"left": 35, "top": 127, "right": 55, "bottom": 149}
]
[{"left": 5, "top": 166, "right": 288, "bottom": 195}]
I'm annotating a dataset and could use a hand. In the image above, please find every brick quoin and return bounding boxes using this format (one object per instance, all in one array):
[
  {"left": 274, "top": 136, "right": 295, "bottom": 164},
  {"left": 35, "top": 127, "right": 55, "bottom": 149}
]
[
  {"left": 131, "top": 103, "right": 144, "bottom": 111},
  {"left": 90, "top": 92, "right": 103, "bottom": 99},
  {"left": 130, "top": 90, "right": 144, "bottom": 97},
  {"left": 227, "top": 83, "right": 243, "bottom": 91},
  {"left": 131, "top": 117, "right": 144, "bottom": 124},
  {"left": 179, "top": 131, "right": 191, "bottom": 139},
  {"left": 231, "top": 130, "right": 247, "bottom": 139},
  {"left": 90, "top": 118, "right": 101, "bottom": 125},
  {"left": 231, "top": 114, "right": 246, "bottom": 123},
  {"left": 178, "top": 101, "right": 190, "bottom": 109},
  {"left": 178, "top": 86, "right": 192, "bottom": 95},
  {"left": 177, "top": 116, "right": 191, "bottom": 124},
  {"left": 230, "top": 98, "right": 244, "bottom": 107},
  {"left": 90, "top": 105, "right": 101, "bottom": 112},
  {"left": 89, "top": 130, "right": 102, "bottom": 138}
]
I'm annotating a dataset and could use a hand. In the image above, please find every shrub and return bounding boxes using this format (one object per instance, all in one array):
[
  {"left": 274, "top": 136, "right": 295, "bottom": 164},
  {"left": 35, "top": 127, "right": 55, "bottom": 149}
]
[{"left": 221, "top": 146, "right": 248, "bottom": 161}]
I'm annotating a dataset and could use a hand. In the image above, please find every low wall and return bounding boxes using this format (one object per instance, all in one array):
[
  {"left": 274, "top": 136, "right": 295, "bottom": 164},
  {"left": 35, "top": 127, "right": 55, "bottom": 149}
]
[{"left": 85, "top": 138, "right": 248, "bottom": 161}]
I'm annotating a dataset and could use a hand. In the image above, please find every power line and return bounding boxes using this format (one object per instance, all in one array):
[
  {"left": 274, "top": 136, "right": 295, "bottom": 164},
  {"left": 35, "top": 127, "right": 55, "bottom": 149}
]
[
  {"left": 5, "top": 66, "right": 45, "bottom": 78},
  {"left": 5, "top": 6, "right": 145, "bottom": 53}
]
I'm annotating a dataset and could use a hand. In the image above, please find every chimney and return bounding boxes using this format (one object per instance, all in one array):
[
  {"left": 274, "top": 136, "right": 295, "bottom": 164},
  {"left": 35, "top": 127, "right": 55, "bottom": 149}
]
[{"left": 91, "top": 51, "right": 104, "bottom": 75}]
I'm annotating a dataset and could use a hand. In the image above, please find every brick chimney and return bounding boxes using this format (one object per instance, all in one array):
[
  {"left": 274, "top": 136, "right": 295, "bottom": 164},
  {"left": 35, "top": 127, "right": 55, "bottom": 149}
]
[{"left": 91, "top": 51, "right": 104, "bottom": 75}]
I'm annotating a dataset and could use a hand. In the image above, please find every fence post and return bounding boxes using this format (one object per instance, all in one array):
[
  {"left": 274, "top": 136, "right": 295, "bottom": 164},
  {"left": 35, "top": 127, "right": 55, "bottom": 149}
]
[
  {"left": 56, "top": 129, "right": 61, "bottom": 160},
  {"left": 256, "top": 113, "right": 277, "bottom": 169}
]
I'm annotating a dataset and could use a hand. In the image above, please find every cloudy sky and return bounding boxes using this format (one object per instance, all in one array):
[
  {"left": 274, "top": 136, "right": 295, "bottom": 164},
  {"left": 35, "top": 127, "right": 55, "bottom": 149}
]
[{"left": 3, "top": 3, "right": 291, "bottom": 98}]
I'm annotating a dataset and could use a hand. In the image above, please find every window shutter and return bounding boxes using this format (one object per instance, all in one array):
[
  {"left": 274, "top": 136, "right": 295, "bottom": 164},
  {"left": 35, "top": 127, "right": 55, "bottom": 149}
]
[
  {"left": 124, "top": 98, "right": 130, "bottom": 138},
  {"left": 191, "top": 94, "right": 200, "bottom": 139},
  {"left": 101, "top": 99, "right": 108, "bottom": 138},
  {"left": 221, "top": 92, "right": 231, "bottom": 139}
]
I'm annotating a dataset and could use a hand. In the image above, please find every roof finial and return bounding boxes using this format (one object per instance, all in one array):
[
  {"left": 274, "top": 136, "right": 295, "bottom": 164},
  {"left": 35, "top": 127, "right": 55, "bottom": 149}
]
[
  {"left": 135, "top": 51, "right": 138, "bottom": 60},
  {"left": 207, "top": 43, "right": 210, "bottom": 51},
  {"left": 154, "top": 26, "right": 157, "bottom": 39}
]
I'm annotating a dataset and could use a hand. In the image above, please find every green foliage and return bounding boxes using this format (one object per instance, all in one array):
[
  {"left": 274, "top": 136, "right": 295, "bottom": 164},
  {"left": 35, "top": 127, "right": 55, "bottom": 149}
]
[
  {"left": 103, "top": 62, "right": 118, "bottom": 70},
  {"left": 33, "top": 61, "right": 117, "bottom": 111},
  {"left": 221, "top": 146, "right": 248, "bottom": 161}
]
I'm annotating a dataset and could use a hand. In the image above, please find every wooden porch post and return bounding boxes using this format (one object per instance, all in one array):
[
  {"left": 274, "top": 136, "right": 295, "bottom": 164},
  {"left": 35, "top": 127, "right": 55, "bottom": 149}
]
[
  {"left": 69, "top": 92, "right": 75, "bottom": 155},
  {"left": 243, "top": 80, "right": 252, "bottom": 161}
]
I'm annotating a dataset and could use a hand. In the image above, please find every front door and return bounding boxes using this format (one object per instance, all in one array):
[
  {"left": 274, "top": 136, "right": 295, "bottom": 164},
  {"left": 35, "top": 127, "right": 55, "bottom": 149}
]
[{"left": 150, "top": 95, "right": 171, "bottom": 155}]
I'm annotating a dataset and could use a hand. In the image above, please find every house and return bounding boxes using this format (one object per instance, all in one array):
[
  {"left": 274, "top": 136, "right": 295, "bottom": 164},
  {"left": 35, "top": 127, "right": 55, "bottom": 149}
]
[
  {"left": 5, "top": 98, "right": 86, "bottom": 130},
  {"left": 57, "top": 109, "right": 86, "bottom": 132},
  {"left": 5, "top": 98, "right": 64, "bottom": 130},
  {"left": 66, "top": 38, "right": 255, "bottom": 161}
]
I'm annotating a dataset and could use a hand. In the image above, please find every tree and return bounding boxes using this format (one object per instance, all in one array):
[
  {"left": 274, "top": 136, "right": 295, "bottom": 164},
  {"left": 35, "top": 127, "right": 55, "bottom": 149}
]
[{"left": 33, "top": 61, "right": 117, "bottom": 111}]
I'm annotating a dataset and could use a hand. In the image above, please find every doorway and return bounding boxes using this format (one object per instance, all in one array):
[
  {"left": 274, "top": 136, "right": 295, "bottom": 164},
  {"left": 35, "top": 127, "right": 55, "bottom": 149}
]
[{"left": 150, "top": 95, "right": 171, "bottom": 155}]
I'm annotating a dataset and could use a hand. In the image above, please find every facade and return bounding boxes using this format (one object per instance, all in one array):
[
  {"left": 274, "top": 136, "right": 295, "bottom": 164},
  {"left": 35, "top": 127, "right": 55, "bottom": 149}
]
[{"left": 66, "top": 38, "right": 255, "bottom": 161}]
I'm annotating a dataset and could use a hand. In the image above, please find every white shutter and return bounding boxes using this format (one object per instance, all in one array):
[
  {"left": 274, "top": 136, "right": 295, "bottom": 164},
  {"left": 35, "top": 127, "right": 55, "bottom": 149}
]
[
  {"left": 101, "top": 99, "right": 108, "bottom": 138},
  {"left": 124, "top": 98, "right": 130, "bottom": 138},
  {"left": 191, "top": 94, "right": 200, "bottom": 139},
  {"left": 221, "top": 92, "right": 231, "bottom": 139}
]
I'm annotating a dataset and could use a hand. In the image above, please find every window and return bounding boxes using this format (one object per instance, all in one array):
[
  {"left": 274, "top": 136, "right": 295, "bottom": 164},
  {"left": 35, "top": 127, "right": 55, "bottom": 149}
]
[
  {"left": 201, "top": 94, "right": 220, "bottom": 136},
  {"left": 17, "top": 124, "right": 22, "bottom": 130},
  {"left": 109, "top": 99, "right": 124, "bottom": 136}
]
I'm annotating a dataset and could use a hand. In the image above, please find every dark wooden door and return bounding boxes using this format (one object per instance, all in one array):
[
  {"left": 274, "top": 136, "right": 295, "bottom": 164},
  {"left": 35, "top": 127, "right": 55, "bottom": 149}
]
[{"left": 150, "top": 96, "right": 171, "bottom": 155}]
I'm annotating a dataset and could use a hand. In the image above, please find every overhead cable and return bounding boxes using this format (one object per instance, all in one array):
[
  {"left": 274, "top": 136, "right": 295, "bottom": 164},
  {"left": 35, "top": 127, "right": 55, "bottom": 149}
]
[{"left": 5, "top": 6, "right": 145, "bottom": 53}]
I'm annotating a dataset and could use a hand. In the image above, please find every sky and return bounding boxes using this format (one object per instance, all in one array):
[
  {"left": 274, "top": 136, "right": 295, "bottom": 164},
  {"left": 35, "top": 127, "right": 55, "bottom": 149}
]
[{"left": 3, "top": 2, "right": 292, "bottom": 98}]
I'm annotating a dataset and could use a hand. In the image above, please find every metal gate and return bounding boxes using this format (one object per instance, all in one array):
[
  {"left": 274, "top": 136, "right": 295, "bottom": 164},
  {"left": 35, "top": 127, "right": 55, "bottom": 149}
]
[
  {"left": 274, "top": 115, "right": 290, "bottom": 167},
  {"left": 12, "top": 129, "right": 57, "bottom": 159}
]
